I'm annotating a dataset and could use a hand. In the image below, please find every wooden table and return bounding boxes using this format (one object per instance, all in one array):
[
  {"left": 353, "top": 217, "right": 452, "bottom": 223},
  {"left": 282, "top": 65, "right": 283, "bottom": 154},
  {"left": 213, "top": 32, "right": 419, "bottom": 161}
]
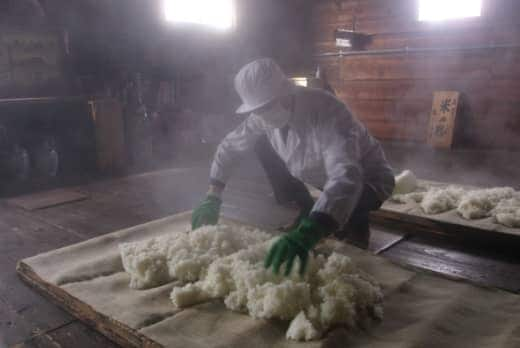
[{"left": 2, "top": 163, "right": 519, "bottom": 347}]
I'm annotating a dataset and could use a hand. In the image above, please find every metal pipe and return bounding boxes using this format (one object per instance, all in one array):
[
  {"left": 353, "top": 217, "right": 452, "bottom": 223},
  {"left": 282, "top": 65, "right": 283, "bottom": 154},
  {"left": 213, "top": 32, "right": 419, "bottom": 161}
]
[{"left": 314, "top": 43, "right": 520, "bottom": 58}]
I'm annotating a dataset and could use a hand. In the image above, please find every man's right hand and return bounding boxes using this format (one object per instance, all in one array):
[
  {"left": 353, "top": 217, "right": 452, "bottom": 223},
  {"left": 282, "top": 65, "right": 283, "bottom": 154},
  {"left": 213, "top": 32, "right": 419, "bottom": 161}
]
[{"left": 191, "top": 195, "right": 222, "bottom": 230}]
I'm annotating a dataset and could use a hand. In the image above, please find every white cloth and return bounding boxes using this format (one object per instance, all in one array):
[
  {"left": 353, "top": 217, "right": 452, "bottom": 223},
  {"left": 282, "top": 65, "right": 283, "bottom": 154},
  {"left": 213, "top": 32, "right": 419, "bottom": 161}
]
[
  {"left": 253, "top": 102, "right": 292, "bottom": 129},
  {"left": 210, "top": 87, "right": 395, "bottom": 226}
]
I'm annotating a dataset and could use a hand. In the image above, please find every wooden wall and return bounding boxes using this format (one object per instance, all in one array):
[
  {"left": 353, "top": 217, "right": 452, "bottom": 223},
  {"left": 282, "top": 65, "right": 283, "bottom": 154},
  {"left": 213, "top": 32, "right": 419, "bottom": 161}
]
[{"left": 311, "top": 0, "right": 520, "bottom": 149}]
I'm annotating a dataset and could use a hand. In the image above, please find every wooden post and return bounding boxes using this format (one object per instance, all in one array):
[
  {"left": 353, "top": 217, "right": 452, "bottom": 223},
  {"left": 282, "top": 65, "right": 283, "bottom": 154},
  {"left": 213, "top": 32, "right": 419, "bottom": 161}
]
[{"left": 88, "top": 99, "right": 126, "bottom": 173}]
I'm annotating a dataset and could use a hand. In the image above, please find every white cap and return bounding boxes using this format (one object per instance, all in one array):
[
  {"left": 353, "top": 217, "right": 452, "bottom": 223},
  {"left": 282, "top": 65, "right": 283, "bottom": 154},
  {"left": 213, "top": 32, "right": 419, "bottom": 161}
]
[{"left": 234, "top": 58, "right": 294, "bottom": 114}]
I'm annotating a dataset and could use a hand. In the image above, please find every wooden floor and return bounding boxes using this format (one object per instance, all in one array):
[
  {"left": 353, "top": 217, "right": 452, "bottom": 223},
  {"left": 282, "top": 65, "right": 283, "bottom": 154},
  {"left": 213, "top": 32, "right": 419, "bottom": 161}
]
[{"left": 1, "top": 160, "right": 519, "bottom": 347}]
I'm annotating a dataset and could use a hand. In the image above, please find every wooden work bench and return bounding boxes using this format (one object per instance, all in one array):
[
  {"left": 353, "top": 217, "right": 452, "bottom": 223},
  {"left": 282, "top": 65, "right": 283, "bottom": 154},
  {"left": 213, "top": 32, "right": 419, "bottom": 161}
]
[{"left": 1, "top": 162, "right": 519, "bottom": 347}]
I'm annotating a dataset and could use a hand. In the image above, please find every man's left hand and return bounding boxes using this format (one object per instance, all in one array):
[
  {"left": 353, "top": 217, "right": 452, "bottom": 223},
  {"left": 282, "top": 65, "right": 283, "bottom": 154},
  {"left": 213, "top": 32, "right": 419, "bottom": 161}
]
[{"left": 264, "top": 217, "right": 329, "bottom": 276}]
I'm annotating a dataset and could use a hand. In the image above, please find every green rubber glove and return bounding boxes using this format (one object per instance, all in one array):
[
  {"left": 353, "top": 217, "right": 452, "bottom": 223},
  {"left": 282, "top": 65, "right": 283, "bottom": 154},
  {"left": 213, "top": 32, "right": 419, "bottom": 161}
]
[
  {"left": 264, "top": 217, "right": 330, "bottom": 277},
  {"left": 191, "top": 195, "right": 222, "bottom": 230}
]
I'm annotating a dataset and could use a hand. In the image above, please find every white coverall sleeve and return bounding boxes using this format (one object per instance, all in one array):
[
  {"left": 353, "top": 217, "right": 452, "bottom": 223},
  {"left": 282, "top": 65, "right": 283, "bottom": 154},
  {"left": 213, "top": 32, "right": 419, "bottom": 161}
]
[
  {"left": 311, "top": 112, "right": 364, "bottom": 227},
  {"left": 210, "top": 115, "right": 264, "bottom": 184}
]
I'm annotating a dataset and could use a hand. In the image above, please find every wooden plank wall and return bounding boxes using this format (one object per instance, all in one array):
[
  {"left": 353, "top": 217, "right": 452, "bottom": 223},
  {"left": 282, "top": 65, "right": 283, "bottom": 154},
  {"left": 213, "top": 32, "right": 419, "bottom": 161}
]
[{"left": 311, "top": 0, "right": 520, "bottom": 149}]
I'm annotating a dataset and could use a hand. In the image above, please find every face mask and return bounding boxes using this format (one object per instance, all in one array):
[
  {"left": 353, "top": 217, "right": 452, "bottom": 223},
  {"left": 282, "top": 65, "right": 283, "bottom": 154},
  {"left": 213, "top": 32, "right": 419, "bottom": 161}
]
[{"left": 254, "top": 103, "right": 291, "bottom": 129}]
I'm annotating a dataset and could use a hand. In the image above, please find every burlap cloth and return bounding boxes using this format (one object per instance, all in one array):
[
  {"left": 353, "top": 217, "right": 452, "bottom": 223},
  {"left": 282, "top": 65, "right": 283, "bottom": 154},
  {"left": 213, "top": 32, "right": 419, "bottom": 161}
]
[
  {"left": 381, "top": 180, "right": 520, "bottom": 237},
  {"left": 19, "top": 212, "right": 520, "bottom": 347}
]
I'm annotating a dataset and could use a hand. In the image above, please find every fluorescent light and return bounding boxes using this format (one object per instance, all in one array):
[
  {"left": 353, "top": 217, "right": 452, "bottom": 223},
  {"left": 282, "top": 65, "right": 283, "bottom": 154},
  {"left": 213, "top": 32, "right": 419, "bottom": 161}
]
[
  {"left": 418, "top": 0, "right": 482, "bottom": 21},
  {"left": 164, "top": 0, "right": 235, "bottom": 30}
]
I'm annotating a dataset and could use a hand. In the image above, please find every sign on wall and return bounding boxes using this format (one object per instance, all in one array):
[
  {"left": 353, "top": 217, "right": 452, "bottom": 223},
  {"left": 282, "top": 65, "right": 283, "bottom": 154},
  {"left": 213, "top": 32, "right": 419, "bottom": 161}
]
[
  {"left": 427, "top": 91, "right": 461, "bottom": 149},
  {"left": 1, "top": 31, "right": 62, "bottom": 87}
]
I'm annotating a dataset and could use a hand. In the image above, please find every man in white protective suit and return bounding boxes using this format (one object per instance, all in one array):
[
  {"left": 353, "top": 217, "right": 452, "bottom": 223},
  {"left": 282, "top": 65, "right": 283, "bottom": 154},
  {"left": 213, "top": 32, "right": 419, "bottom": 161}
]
[{"left": 191, "top": 58, "right": 395, "bottom": 276}]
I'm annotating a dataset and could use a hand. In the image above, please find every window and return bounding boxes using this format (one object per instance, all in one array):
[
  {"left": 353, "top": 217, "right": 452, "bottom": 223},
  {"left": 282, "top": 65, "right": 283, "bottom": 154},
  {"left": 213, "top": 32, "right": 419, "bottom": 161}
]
[
  {"left": 291, "top": 77, "right": 308, "bottom": 87},
  {"left": 163, "top": 0, "right": 235, "bottom": 30},
  {"left": 418, "top": 0, "right": 482, "bottom": 22}
]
